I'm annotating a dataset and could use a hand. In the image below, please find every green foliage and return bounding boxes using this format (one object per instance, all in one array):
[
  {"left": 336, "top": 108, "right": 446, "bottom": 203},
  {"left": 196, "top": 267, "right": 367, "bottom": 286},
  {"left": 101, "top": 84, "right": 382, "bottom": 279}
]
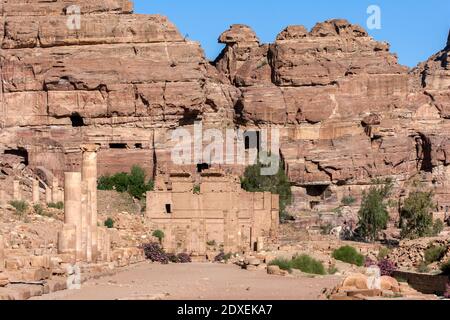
[
  {"left": 104, "top": 218, "right": 115, "bottom": 229},
  {"left": 193, "top": 184, "right": 201, "bottom": 195},
  {"left": 152, "top": 230, "right": 165, "bottom": 243},
  {"left": 206, "top": 240, "right": 216, "bottom": 246},
  {"left": 268, "top": 258, "right": 292, "bottom": 272},
  {"left": 424, "top": 245, "right": 447, "bottom": 264},
  {"left": 97, "top": 165, "right": 154, "bottom": 200},
  {"left": 9, "top": 200, "right": 28, "bottom": 215},
  {"left": 290, "top": 255, "right": 326, "bottom": 275},
  {"left": 341, "top": 196, "right": 356, "bottom": 206},
  {"left": 400, "top": 191, "right": 436, "bottom": 239},
  {"left": 48, "top": 202, "right": 64, "bottom": 210},
  {"left": 240, "top": 159, "right": 292, "bottom": 222},
  {"left": 417, "top": 262, "right": 430, "bottom": 274},
  {"left": 432, "top": 219, "right": 444, "bottom": 237},
  {"left": 440, "top": 260, "right": 450, "bottom": 275},
  {"left": 332, "top": 246, "right": 365, "bottom": 267},
  {"left": 377, "top": 247, "right": 391, "bottom": 261},
  {"left": 357, "top": 179, "right": 393, "bottom": 242},
  {"left": 33, "top": 204, "right": 44, "bottom": 216}
]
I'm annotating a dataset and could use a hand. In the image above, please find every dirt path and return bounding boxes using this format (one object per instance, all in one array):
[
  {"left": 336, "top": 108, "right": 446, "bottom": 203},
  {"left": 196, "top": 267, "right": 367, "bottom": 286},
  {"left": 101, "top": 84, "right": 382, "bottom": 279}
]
[{"left": 32, "top": 262, "right": 342, "bottom": 300}]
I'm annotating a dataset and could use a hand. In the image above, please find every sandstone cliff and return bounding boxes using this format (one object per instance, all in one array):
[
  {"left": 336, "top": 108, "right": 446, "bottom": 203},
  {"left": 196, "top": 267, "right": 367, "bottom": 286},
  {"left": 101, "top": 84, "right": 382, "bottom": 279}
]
[{"left": 0, "top": 1, "right": 449, "bottom": 216}]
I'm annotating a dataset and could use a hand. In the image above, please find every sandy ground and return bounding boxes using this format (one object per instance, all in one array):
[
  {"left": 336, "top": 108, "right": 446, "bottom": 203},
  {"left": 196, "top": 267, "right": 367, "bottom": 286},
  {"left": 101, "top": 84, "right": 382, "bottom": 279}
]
[{"left": 32, "top": 262, "right": 343, "bottom": 300}]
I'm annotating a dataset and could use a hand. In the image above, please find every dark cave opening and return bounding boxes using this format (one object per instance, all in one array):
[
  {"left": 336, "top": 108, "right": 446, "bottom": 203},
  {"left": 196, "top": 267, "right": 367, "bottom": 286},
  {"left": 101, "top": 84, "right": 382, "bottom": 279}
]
[
  {"left": 4, "top": 148, "right": 29, "bottom": 166},
  {"left": 70, "top": 113, "right": 85, "bottom": 127}
]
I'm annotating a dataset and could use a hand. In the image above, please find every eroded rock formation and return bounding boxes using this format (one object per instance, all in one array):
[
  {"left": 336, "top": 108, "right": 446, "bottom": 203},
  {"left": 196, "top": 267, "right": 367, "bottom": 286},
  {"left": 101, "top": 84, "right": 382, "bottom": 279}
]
[{"left": 0, "top": 1, "right": 449, "bottom": 217}]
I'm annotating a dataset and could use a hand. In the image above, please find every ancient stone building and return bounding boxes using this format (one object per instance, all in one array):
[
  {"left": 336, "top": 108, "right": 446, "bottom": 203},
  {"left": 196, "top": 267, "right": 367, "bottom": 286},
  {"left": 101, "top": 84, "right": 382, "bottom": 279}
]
[{"left": 146, "top": 170, "right": 279, "bottom": 256}]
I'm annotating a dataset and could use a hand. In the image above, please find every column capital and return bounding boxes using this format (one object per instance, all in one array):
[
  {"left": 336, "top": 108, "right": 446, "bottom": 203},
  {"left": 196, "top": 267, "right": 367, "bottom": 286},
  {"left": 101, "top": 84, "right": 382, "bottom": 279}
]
[{"left": 81, "top": 144, "right": 101, "bottom": 153}]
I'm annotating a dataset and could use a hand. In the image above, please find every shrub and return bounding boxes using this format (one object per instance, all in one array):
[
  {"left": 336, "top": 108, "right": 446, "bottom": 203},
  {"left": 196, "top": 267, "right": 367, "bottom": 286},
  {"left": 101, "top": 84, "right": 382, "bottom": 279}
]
[
  {"left": 400, "top": 191, "right": 436, "bottom": 239},
  {"left": 177, "top": 253, "right": 192, "bottom": 263},
  {"left": 268, "top": 258, "right": 292, "bottom": 272},
  {"left": 167, "top": 253, "right": 179, "bottom": 263},
  {"left": 104, "top": 218, "right": 114, "bottom": 229},
  {"left": 214, "top": 252, "right": 232, "bottom": 262},
  {"left": 128, "top": 165, "right": 154, "bottom": 200},
  {"left": 142, "top": 242, "right": 169, "bottom": 264},
  {"left": 97, "top": 165, "right": 154, "bottom": 200},
  {"left": 378, "top": 259, "right": 397, "bottom": 277},
  {"left": 193, "top": 185, "right": 201, "bottom": 195},
  {"left": 417, "top": 262, "right": 430, "bottom": 274},
  {"left": 9, "top": 200, "right": 28, "bottom": 215},
  {"left": 341, "top": 196, "right": 356, "bottom": 206},
  {"left": 440, "top": 260, "right": 450, "bottom": 275},
  {"left": 97, "top": 175, "right": 115, "bottom": 190},
  {"left": 357, "top": 179, "right": 392, "bottom": 242},
  {"left": 33, "top": 204, "right": 44, "bottom": 216},
  {"left": 152, "top": 230, "right": 165, "bottom": 244},
  {"left": 48, "top": 202, "right": 64, "bottom": 210},
  {"left": 241, "top": 158, "right": 292, "bottom": 223},
  {"left": 432, "top": 220, "right": 444, "bottom": 236},
  {"left": 290, "top": 255, "right": 326, "bottom": 275},
  {"left": 332, "top": 246, "right": 365, "bottom": 266},
  {"left": 424, "top": 245, "right": 447, "bottom": 264},
  {"left": 378, "top": 247, "right": 391, "bottom": 261}
]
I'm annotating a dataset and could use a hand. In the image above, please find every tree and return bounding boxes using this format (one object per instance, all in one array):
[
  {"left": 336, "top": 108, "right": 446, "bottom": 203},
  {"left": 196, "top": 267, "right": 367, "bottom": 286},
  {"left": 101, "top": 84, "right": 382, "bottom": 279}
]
[
  {"left": 152, "top": 230, "right": 165, "bottom": 244},
  {"left": 357, "top": 179, "right": 393, "bottom": 242},
  {"left": 128, "top": 165, "right": 154, "bottom": 200},
  {"left": 400, "top": 191, "right": 436, "bottom": 239},
  {"left": 241, "top": 159, "right": 292, "bottom": 222}
]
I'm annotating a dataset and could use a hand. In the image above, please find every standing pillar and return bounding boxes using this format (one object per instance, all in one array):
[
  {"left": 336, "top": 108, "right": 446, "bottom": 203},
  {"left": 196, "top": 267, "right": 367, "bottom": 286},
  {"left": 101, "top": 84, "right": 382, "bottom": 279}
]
[
  {"left": 64, "top": 172, "right": 82, "bottom": 260},
  {"left": 51, "top": 176, "right": 59, "bottom": 203},
  {"left": 13, "top": 180, "right": 21, "bottom": 201},
  {"left": 81, "top": 144, "right": 100, "bottom": 261},
  {"left": 32, "top": 179, "right": 40, "bottom": 204},
  {"left": 45, "top": 186, "right": 52, "bottom": 204}
]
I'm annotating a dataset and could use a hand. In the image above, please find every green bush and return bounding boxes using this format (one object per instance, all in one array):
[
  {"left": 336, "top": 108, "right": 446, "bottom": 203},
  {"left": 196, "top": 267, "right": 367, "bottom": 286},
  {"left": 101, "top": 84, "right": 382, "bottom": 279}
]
[
  {"left": 193, "top": 185, "right": 201, "bottom": 195},
  {"left": 97, "top": 165, "right": 154, "bottom": 200},
  {"left": 378, "top": 247, "right": 391, "bottom": 261},
  {"left": 440, "top": 260, "right": 450, "bottom": 275},
  {"left": 33, "top": 204, "right": 44, "bottom": 216},
  {"left": 358, "top": 179, "right": 392, "bottom": 242},
  {"left": 400, "top": 191, "right": 436, "bottom": 239},
  {"left": 332, "top": 246, "right": 365, "bottom": 267},
  {"left": 432, "top": 220, "right": 444, "bottom": 236},
  {"left": 341, "top": 196, "right": 356, "bottom": 206},
  {"left": 9, "top": 200, "right": 28, "bottom": 215},
  {"left": 424, "top": 245, "right": 447, "bottom": 264},
  {"left": 268, "top": 258, "right": 292, "bottom": 272},
  {"left": 417, "top": 262, "right": 430, "bottom": 274},
  {"left": 241, "top": 158, "right": 292, "bottom": 223},
  {"left": 152, "top": 230, "right": 165, "bottom": 244},
  {"left": 290, "top": 255, "right": 326, "bottom": 275},
  {"left": 48, "top": 202, "right": 64, "bottom": 210},
  {"left": 104, "top": 218, "right": 114, "bottom": 229}
]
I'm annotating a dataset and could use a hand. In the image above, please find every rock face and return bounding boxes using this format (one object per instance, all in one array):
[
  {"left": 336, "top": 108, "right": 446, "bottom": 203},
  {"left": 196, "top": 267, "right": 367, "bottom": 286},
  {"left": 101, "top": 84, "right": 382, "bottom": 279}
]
[{"left": 1, "top": 2, "right": 450, "bottom": 218}]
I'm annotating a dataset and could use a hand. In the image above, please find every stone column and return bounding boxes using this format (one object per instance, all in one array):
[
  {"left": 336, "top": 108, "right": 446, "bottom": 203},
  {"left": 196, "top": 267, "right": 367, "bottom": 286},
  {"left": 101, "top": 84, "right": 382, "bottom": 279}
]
[
  {"left": 51, "top": 176, "right": 59, "bottom": 203},
  {"left": 80, "top": 181, "right": 88, "bottom": 261},
  {"left": 45, "top": 186, "right": 52, "bottom": 204},
  {"left": 13, "top": 180, "right": 21, "bottom": 201},
  {"left": 81, "top": 144, "right": 100, "bottom": 261},
  {"left": 57, "top": 225, "right": 76, "bottom": 261},
  {"left": 32, "top": 179, "right": 40, "bottom": 204},
  {"left": 0, "top": 234, "right": 5, "bottom": 272},
  {"left": 64, "top": 172, "right": 82, "bottom": 260}
]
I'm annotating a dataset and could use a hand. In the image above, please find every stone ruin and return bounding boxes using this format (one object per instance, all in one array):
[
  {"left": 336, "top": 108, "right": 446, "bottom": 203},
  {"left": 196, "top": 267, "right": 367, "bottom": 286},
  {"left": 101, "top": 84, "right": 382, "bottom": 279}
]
[{"left": 147, "top": 170, "right": 279, "bottom": 257}]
